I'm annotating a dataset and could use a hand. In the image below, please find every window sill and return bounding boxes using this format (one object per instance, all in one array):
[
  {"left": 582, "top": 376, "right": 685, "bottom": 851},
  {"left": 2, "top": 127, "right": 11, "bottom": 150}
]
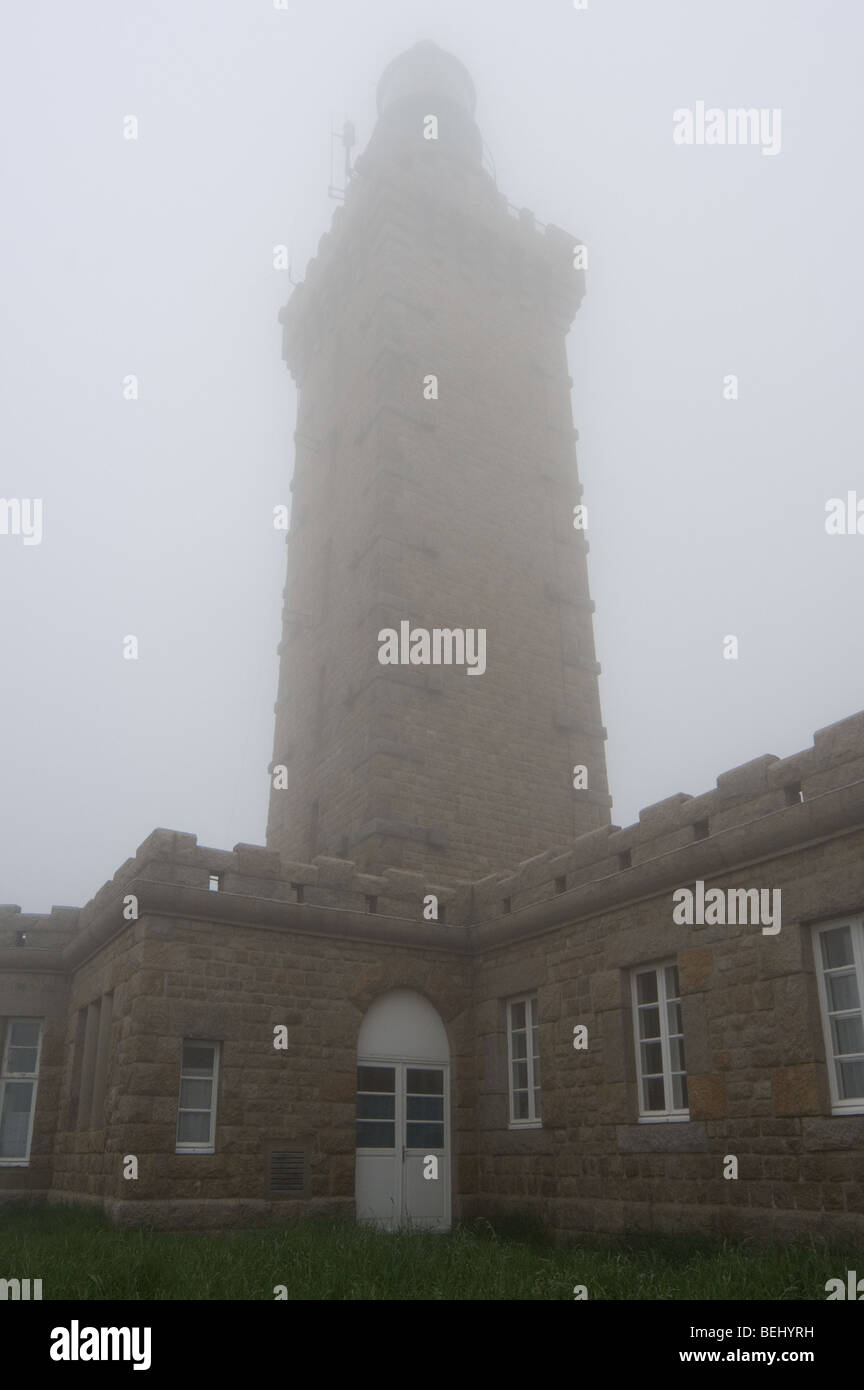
[
  {"left": 638, "top": 1113, "right": 690, "bottom": 1125},
  {"left": 175, "top": 1147, "right": 215, "bottom": 1155},
  {"left": 508, "top": 1121, "right": 542, "bottom": 1131}
]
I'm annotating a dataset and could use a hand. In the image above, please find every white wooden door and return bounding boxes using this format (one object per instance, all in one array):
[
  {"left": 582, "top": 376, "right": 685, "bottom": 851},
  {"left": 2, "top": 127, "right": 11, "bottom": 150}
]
[{"left": 355, "top": 1061, "right": 450, "bottom": 1231}]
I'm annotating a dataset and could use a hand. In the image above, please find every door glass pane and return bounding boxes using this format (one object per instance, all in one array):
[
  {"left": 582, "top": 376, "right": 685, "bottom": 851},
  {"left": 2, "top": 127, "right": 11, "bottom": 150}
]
[
  {"left": 513, "top": 1089, "right": 529, "bottom": 1120},
  {"left": 0, "top": 1081, "right": 34, "bottom": 1157},
  {"left": 357, "top": 1066, "right": 395, "bottom": 1092},
  {"left": 405, "top": 1069, "right": 443, "bottom": 1095},
  {"left": 357, "top": 1092, "right": 395, "bottom": 1119},
  {"left": 356, "top": 1120, "right": 395, "bottom": 1148},
  {"left": 406, "top": 1121, "right": 444, "bottom": 1149},
  {"left": 406, "top": 1095, "right": 443, "bottom": 1122}
]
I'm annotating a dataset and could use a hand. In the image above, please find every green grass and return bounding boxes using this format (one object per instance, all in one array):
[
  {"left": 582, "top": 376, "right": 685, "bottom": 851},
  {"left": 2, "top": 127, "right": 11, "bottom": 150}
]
[{"left": 0, "top": 1205, "right": 859, "bottom": 1299}]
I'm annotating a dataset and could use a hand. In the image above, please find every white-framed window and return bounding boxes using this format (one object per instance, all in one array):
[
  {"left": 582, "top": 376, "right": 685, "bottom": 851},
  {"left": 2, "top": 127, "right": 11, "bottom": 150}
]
[
  {"left": 0, "top": 1018, "right": 43, "bottom": 1166},
  {"left": 813, "top": 917, "right": 864, "bottom": 1114},
  {"left": 175, "top": 1040, "right": 220, "bottom": 1153},
  {"left": 507, "top": 996, "right": 541, "bottom": 1127},
  {"left": 631, "top": 962, "right": 688, "bottom": 1122}
]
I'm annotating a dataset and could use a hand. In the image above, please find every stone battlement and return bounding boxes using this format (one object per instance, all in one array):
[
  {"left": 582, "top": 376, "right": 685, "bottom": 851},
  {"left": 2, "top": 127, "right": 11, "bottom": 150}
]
[{"left": 3, "top": 709, "right": 863, "bottom": 963}]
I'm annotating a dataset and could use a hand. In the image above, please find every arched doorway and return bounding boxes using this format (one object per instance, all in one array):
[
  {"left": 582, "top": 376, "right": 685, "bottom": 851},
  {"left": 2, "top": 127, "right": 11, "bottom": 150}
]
[{"left": 355, "top": 988, "right": 451, "bottom": 1232}]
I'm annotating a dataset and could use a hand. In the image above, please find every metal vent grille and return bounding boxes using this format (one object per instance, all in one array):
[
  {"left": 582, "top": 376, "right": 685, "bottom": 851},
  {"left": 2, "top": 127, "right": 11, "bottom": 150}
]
[{"left": 269, "top": 1149, "right": 306, "bottom": 1194}]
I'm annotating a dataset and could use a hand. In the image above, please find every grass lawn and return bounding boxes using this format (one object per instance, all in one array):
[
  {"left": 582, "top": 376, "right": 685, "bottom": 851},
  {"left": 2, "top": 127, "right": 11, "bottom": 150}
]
[{"left": 0, "top": 1206, "right": 859, "bottom": 1300}]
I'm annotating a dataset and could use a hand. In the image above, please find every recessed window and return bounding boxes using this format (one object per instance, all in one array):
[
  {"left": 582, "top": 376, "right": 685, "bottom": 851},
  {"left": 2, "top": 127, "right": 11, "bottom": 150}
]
[
  {"left": 208, "top": 874, "right": 221, "bottom": 893},
  {"left": 619, "top": 850, "right": 632, "bottom": 870},
  {"left": 814, "top": 919, "right": 864, "bottom": 1113},
  {"left": 631, "top": 963, "right": 688, "bottom": 1122},
  {"left": 785, "top": 783, "right": 804, "bottom": 805},
  {"left": 507, "top": 996, "right": 541, "bottom": 1127},
  {"left": 0, "top": 1018, "right": 43, "bottom": 1165},
  {"left": 292, "top": 883, "right": 305, "bottom": 904},
  {"left": 176, "top": 1041, "right": 220, "bottom": 1153},
  {"left": 365, "top": 895, "right": 377, "bottom": 914},
  {"left": 693, "top": 819, "right": 709, "bottom": 841}
]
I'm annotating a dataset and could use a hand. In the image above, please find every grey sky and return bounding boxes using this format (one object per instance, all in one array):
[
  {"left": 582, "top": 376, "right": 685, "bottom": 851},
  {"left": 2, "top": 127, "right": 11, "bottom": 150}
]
[{"left": 2, "top": 0, "right": 862, "bottom": 912}]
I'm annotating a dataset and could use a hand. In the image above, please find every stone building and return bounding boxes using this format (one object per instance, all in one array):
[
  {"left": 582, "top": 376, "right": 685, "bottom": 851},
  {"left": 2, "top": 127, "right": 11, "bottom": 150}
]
[{"left": 1, "top": 43, "right": 863, "bottom": 1238}]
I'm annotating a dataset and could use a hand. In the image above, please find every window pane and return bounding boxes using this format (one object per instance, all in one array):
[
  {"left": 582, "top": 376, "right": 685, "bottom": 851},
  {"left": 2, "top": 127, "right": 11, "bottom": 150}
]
[
  {"left": 666, "top": 1001, "right": 682, "bottom": 1035},
  {"left": 356, "top": 1120, "right": 395, "bottom": 1148},
  {"left": 9, "top": 1021, "right": 41, "bottom": 1049},
  {"left": 179, "top": 1078, "right": 213, "bottom": 1109},
  {"left": 177, "top": 1111, "right": 211, "bottom": 1144},
  {"left": 356, "top": 1093, "right": 395, "bottom": 1119},
  {"left": 405, "top": 1069, "right": 442, "bottom": 1095},
  {"left": 664, "top": 965, "right": 680, "bottom": 999},
  {"left": 182, "top": 1045, "right": 214, "bottom": 1076},
  {"left": 406, "top": 1122, "right": 444, "bottom": 1149},
  {"left": 638, "top": 1005, "right": 660, "bottom": 1040},
  {"left": 821, "top": 926, "right": 853, "bottom": 970},
  {"left": 406, "top": 1095, "right": 443, "bottom": 1122},
  {"left": 533, "top": 1087, "right": 541, "bottom": 1119},
  {"left": 640, "top": 1040, "right": 663, "bottom": 1075},
  {"left": 832, "top": 1015, "right": 864, "bottom": 1057},
  {"left": 827, "top": 972, "right": 861, "bottom": 1014},
  {"left": 672, "top": 1073, "right": 688, "bottom": 1109},
  {"left": 838, "top": 1059, "right": 864, "bottom": 1100},
  {"left": 511, "top": 1030, "right": 527, "bottom": 1059},
  {"left": 510, "top": 1001, "right": 526, "bottom": 1030},
  {"left": 512, "top": 1060, "right": 528, "bottom": 1090},
  {"left": 532, "top": 1055, "right": 541, "bottom": 1086},
  {"left": 513, "top": 1090, "right": 529, "bottom": 1120},
  {"left": 643, "top": 1076, "right": 665, "bottom": 1111},
  {"left": 635, "top": 972, "right": 658, "bottom": 1005},
  {"left": 357, "top": 1066, "right": 395, "bottom": 1092},
  {"left": 669, "top": 1036, "right": 686, "bottom": 1072},
  {"left": 529, "top": 998, "right": 538, "bottom": 1027},
  {"left": 7, "top": 1048, "right": 38, "bottom": 1075},
  {"left": 0, "top": 1081, "right": 34, "bottom": 1157}
]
